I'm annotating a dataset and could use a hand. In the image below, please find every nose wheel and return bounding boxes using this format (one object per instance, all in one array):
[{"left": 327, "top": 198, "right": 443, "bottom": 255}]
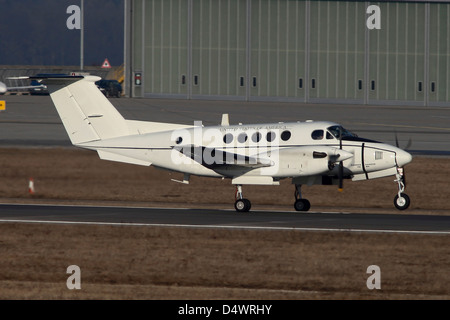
[
  {"left": 234, "top": 185, "right": 251, "bottom": 212},
  {"left": 394, "top": 193, "right": 410, "bottom": 210},
  {"left": 394, "top": 168, "right": 410, "bottom": 210}
]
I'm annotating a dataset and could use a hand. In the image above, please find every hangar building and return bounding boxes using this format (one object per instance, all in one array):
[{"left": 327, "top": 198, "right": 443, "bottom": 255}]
[{"left": 124, "top": 0, "right": 450, "bottom": 107}]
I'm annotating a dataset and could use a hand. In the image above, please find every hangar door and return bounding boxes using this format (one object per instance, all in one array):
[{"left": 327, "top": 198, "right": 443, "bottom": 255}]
[
  {"left": 367, "top": 2, "right": 426, "bottom": 105},
  {"left": 191, "top": 0, "right": 247, "bottom": 99},
  {"left": 308, "top": 0, "right": 366, "bottom": 103}
]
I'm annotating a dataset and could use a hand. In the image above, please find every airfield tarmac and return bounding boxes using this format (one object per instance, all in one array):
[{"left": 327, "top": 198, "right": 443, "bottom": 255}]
[{"left": 0, "top": 95, "right": 449, "bottom": 299}]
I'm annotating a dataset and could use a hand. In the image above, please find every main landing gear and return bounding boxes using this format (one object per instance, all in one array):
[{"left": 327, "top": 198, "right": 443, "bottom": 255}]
[
  {"left": 294, "top": 184, "right": 311, "bottom": 212},
  {"left": 394, "top": 167, "right": 410, "bottom": 210},
  {"left": 233, "top": 184, "right": 312, "bottom": 213},
  {"left": 234, "top": 185, "right": 251, "bottom": 212}
]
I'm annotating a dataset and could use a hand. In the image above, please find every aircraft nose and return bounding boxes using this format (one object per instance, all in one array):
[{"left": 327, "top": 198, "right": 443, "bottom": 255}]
[{"left": 396, "top": 149, "right": 412, "bottom": 167}]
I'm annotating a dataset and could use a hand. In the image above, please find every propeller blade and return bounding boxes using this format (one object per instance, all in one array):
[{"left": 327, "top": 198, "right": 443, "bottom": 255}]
[
  {"left": 394, "top": 131, "right": 412, "bottom": 150},
  {"left": 395, "top": 131, "right": 400, "bottom": 148},
  {"left": 338, "top": 127, "right": 344, "bottom": 192},
  {"left": 403, "top": 168, "right": 407, "bottom": 188},
  {"left": 338, "top": 161, "right": 344, "bottom": 192},
  {"left": 338, "top": 126, "right": 344, "bottom": 192},
  {"left": 405, "top": 137, "right": 412, "bottom": 150}
]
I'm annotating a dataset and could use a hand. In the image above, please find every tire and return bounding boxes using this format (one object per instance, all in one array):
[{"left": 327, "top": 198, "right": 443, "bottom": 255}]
[
  {"left": 394, "top": 193, "right": 410, "bottom": 210},
  {"left": 243, "top": 199, "right": 251, "bottom": 211},
  {"left": 294, "top": 199, "right": 311, "bottom": 212},
  {"left": 235, "top": 199, "right": 251, "bottom": 212}
]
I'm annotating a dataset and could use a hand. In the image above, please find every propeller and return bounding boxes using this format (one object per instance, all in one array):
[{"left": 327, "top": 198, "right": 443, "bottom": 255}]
[
  {"left": 338, "top": 126, "right": 344, "bottom": 192},
  {"left": 394, "top": 131, "right": 412, "bottom": 188},
  {"left": 395, "top": 131, "right": 412, "bottom": 150}
]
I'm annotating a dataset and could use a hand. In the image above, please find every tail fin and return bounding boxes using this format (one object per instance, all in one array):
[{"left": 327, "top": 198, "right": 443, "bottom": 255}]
[{"left": 32, "top": 75, "right": 129, "bottom": 145}]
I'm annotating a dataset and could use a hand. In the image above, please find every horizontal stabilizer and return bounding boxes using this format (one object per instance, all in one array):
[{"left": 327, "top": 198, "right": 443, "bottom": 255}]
[{"left": 97, "top": 150, "right": 152, "bottom": 166}]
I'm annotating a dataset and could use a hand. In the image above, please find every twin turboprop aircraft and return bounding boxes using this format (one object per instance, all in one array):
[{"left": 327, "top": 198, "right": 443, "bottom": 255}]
[{"left": 20, "top": 75, "right": 412, "bottom": 212}]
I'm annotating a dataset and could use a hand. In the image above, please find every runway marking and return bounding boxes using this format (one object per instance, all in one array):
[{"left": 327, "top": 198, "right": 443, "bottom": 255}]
[{"left": 0, "top": 218, "right": 449, "bottom": 235}]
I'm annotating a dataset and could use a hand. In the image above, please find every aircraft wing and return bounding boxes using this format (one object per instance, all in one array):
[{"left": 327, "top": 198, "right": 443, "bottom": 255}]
[
  {"left": 174, "top": 145, "right": 273, "bottom": 169},
  {"left": 2, "top": 77, "right": 47, "bottom": 92},
  {"left": 6, "top": 85, "right": 46, "bottom": 90}
]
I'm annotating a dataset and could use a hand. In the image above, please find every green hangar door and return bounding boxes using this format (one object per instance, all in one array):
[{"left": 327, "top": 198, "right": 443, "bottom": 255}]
[
  {"left": 249, "top": 0, "right": 307, "bottom": 101},
  {"left": 308, "top": 1, "right": 365, "bottom": 103},
  {"left": 191, "top": 0, "right": 247, "bottom": 99},
  {"left": 429, "top": 3, "right": 450, "bottom": 106},
  {"left": 367, "top": 2, "right": 426, "bottom": 105},
  {"left": 142, "top": 0, "right": 190, "bottom": 98}
]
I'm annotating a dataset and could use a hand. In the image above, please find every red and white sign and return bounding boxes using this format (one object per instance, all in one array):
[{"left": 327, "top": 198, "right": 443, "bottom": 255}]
[{"left": 101, "top": 58, "right": 112, "bottom": 69}]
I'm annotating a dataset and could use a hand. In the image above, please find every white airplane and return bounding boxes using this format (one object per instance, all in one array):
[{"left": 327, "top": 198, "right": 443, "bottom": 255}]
[
  {"left": 18, "top": 75, "right": 412, "bottom": 212},
  {"left": 0, "top": 80, "right": 45, "bottom": 94}
]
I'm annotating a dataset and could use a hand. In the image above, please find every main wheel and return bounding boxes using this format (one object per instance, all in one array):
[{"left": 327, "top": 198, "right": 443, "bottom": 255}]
[
  {"left": 294, "top": 199, "right": 311, "bottom": 212},
  {"left": 235, "top": 198, "right": 251, "bottom": 212},
  {"left": 394, "top": 193, "right": 410, "bottom": 210}
]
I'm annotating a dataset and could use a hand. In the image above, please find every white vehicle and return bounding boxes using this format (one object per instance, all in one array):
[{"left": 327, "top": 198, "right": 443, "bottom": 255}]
[{"left": 20, "top": 75, "right": 412, "bottom": 212}]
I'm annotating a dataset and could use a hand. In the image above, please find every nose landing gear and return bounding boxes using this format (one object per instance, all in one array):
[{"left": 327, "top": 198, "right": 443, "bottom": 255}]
[{"left": 394, "top": 167, "right": 410, "bottom": 210}]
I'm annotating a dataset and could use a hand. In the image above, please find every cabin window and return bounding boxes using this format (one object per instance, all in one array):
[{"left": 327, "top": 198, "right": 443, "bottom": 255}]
[
  {"left": 311, "top": 130, "right": 324, "bottom": 140},
  {"left": 175, "top": 137, "right": 183, "bottom": 144},
  {"left": 238, "top": 133, "right": 248, "bottom": 143},
  {"left": 252, "top": 132, "right": 262, "bottom": 143},
  {"left": 266, "top": 131, "right": 276, "bottom": 142},
  {"left": 223, "top": 133, "right": 233, "bottom": 144},
  {"left": 281, "top": 130, "right": 291, "bottom": 141}
]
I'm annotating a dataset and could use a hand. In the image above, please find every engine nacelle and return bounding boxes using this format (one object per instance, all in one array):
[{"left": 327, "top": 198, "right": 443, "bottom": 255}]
[{"left": 264, "top": 146, "right": 353, "bottom": 178}]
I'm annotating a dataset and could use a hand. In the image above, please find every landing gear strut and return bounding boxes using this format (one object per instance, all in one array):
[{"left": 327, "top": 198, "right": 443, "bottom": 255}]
[
  {"left": 234, "top": 185, "right": 251, "bottom": 212},
  {"left": 394, "top": 167, "right": 410, "bottom": 210},
  {"left": 294, "top": 184, "right": 311, "bottom": 212}
]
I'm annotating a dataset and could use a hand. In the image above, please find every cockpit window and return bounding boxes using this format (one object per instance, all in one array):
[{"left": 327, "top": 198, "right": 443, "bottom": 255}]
[
  {"left": 311, "top": 130, "right": 324, "bottom": 140},
  {"left": 326, "top": 125, "right": 378, "bottom": 143},
  {"left": 327, "top": 125, "right": 357, "bottom": 140}
]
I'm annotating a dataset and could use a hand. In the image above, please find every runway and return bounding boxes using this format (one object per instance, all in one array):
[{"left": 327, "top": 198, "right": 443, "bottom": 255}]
[{"left": 0, "top": 203, "right": 449, "bottom": 235}]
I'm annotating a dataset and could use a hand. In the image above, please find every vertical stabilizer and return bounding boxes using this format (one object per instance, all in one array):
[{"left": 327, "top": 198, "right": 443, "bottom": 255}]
[{"left": 41, "top": 76, "right": 129, "bottom": 145}]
